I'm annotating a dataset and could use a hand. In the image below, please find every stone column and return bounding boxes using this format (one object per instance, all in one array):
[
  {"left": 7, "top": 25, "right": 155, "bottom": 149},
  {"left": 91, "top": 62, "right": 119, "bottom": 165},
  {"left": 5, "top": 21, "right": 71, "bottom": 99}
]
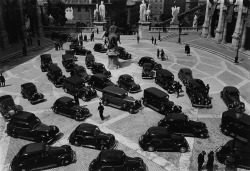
[
  {"left": 232, "top": 0, "right": 243, "bottom": 49},
  {"left": 207, "top": 16, "right": 212, "bottom": 38},
  {"left": 17, "top": 0, "right": 26, "bottom": 41},
  {"left": 107, "top": 51, "right": 119, "bottom": 70},
  {"left": 239, "top": 19, "right": 247, "bottom": 50},
  {"left": 0, "top": 0, "right": 10, "bottom": 49},
  {"left": 222, "top": 18, "right": 228, "bottom": 44},
  {"left": 202, "top": 0, "right": 210, "bottom": 38},
  {"left": 215, "top": 0, "right": 225, "bottom": 43},
  {"left": 36, "top": 1, "right": 43, "bottom": 37}
]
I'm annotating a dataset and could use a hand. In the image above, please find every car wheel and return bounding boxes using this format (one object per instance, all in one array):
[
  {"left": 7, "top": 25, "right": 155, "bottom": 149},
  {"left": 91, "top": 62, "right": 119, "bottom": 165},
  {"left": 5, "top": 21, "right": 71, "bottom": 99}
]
[
  {"left": 61, "top": 158, "right": 70, "bottom": 166},
  {"left": 129, "top": 108, "right": 134, "bottom": 114},
  {"left": 74, "top": 114, "right": 82, "bottom": 121},
  {"left": 74, "top": 140, "right": 80, "bottom": 147},
  {"left": 64, "top": 88, "right": 68, "bottom": 93},
  {"left": 160, "top": 105, "right": 165, "bottom": 112},
  {"left": 147, "top": 146, "right": 154, "bottom": 152},
  {"left": 103, "top": 99, "right": 108, "bottom": 106},
  {"left": 179, "top": 147, "right": 187, "bottom": 153},
  {"left": 101, "top": 145, "right": 108, "bottom": 150},
  {"left": 53, "top": 108, "right": 59, "bottom": 114},
  {"left": 143, "top": 101, "right": 148, "bottom": 107}
]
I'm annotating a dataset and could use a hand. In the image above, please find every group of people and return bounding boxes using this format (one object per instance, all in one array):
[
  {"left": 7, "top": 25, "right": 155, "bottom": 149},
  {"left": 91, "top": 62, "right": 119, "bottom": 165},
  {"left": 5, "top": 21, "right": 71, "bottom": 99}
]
[
  {"left": 198, "top": 151, "right": 215, "bottom": 171},
  {"left": 157, "top": 49, "right": 168, "bottom": 61},
  {"left": 55, "top": 40, "right": 63, "bottom": 51},
  {"left": 0, "top": 74, "right": 6, "bottom": 87},
  {"left": 151, "top": 36, "right": 158, "bottom": 45}
]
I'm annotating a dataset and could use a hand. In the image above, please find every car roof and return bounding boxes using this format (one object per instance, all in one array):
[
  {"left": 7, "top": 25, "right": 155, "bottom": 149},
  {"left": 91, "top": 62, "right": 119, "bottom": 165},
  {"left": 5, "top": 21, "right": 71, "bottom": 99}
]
[
  {"left": 24, "top": 142, "right": 45, "bottom": 155},
  {"left": 94, "top": 62, "right": 104, "bottom": 66},
  {"left": 180, "top": 68, "right": 192, "bottom": 73},
  {"left": 65, "top": 76, "right": 84, "bottom": 85},
  {"left": 75, "top": 65, "right": 85, "bottom": 70},
  {"left": 40, "top": 54, "right": 51, "bottom": 60},
  {"left": 223, "top": 86, "right": 239, "bottom": 93},
  {"left": 0, "top": 95, "right": 13, "bottom": 102},
  {"left": 141, "top": 56, "right": 153, "bottom": 60},
  {"left": 166, "top": 113, "right": 188, "bottom": 121},
  {"left": 56, "top": 96, "right": 74, "bottom": 104},
  {"left": 99, "top": 150, "right": 124, "bottom": 163},
  {"left": 12, "top": 111, "right": 35, "bottom": 120},
  {"left": 223, "top": 109, "right": 250, "bottom": 125},
  {"left": 119, "top": 74, "right": 132, "bottom": 79},
  {"left": 62, "top": 54, "right": 73, "bottom": 60},
  {"left": 95, "top": 43, "right": 102, "bottom": 46},
  {"left": 144, "top": 87, "right": 168, "bottom": 98},
  {"left": 143, "top": 63, "right": 153, "bottom": 68},
  {"left": 21, "top": 82, "right": 36, "bottom": 89},
  {"left": 49, "top": 64, "right": 62, "bottom": 72},
  {"left": 76, "top": 123, "right": 98, "bottom": 132},
  {"left": 103, "top": 86, "right": 127, "bottom": 95},
  {"left": 92, "top": 73, "right": 107, "bottom": 79},
  {"left": 188, "top": 79, "right": 204, "bottom": 88},
  {"left": 148, "top": 127, "right": 169, "bottom": 136},
  {"left": 86, "top": 54, "right": 94, "bottom": 59},
  {"left": 157, "top": 69, "right": 174, "bottom": 77}
]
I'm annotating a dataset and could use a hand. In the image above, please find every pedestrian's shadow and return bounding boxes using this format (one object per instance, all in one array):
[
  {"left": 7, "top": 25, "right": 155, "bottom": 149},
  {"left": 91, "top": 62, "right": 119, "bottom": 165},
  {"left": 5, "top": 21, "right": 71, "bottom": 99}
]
[
  {"left": 119, "top": 60, "right": 132, "bottom": 68},
  {"left": 202, "top": 164, "right": 219, "bottom": 171},
  {"left": 0, "top": 84, "right": 12, "bottom": 87}
]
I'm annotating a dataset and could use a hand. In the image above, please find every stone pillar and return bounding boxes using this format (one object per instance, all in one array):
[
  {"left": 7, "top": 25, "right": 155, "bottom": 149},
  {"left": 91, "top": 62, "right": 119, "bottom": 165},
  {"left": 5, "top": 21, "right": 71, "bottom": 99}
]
[
  {"left": 215, "top": 0, "right": 225, "bottom": 43},
  {"left": 222, "top": 19, "right": 228, "bottom": 44},
  {"left": 232, "top": 0, "right": 243, "bottom": 49},
  {"left": 207, "top": 16, "right": 212, "bottom": 38},
  {"left": 107, "top": 51, "right": 119, "bottom": 70},
  {"left": 239, "top": 19, "right": 247, "bottom": 50},
  {"left": 36, "top": 2, "right": 43, "bottom": 37},
  {"left": 17, "top": 0, "right": 26, "bottom": 41},
  {"left": 0, "top": 0, "right": 10, "bottom": 49},
  {"left": 202, "top": 0, "right": 210, "bottom": 37}
]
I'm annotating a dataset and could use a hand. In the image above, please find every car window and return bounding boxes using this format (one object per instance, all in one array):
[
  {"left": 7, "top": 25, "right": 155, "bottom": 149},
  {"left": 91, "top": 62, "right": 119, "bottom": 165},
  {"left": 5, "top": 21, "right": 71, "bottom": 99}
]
[{"left": 29, "top": 118, "right": 40, "bottom": 129}]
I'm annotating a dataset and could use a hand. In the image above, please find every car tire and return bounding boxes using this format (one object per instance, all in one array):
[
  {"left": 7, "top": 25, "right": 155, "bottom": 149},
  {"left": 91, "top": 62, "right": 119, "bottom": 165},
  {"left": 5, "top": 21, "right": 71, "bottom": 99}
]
[
  {"left": 179, "top": 147, "right": 187, "bottom": 153},
  {"left": 160, "top": 105, "right": 165, "bottom": 112},
  {"left": 103, "top": 99, "right": 108, "bottom": 106},
  {"left": 143, "top": 101, "right": 148, "bottom": 107},
  {"left": 74, "top": 114, "right": 82, "bottom": 121},
  {"left": 53, "top": 108, "right": 59, "bottom": 114},
  {"left": 64, "top": 88, "right": 68, "bottom": 93},
  {"left": 129, "top": 108, "right": 134, "bottom": 114},
  {"left": 101, "top": 145, "right": 108, "bottom": 150},
  {"left": 74, "top": 140, "right": 80, "bottom": 147},
  {"left": 147, "top": 146, "right": 154, "bottom": 152},
  {"left": 60, "top": 157, "right": 70, "bottom": 166}
]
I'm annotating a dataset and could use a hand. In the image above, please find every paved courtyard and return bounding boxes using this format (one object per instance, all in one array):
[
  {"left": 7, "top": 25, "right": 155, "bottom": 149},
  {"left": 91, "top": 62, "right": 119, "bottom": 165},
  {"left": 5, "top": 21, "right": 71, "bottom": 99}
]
[{"left": 0, "top": 35, "right": 250, "bottom": 171}]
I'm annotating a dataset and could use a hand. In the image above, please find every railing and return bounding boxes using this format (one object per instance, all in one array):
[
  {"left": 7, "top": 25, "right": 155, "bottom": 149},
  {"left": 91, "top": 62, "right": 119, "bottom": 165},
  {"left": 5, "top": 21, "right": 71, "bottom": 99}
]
[
  {"left": 150, "top": 26, "right": 202, "bottom": 33},
  {"left": 42, "top": 26, "right": 95, "bottom": 35}
]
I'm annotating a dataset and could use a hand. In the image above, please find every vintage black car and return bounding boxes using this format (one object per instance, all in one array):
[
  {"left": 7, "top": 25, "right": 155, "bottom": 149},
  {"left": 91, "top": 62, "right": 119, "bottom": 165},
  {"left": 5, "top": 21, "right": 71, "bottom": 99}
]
[
  {"left": 7, "top": 111, "right": 59, "bottom": 143},
  {"left": 93, "top": 43, "right": 107, "bottom": 53},
  {"left": 220, "top": 109, "right": 250, "bottom": 142},
  {"left": 40, "top": 54, "right": 52, "bottom": 72},
  {"left": 85, "top": 52, "right": 95, "bottom": 69},
  {"left": 142, "top": 87, "right": 182, "bottom": 115},
  {"left": 70, "top": 65, "right": 91, "bottom": 83},
  {"left": 139, "top": 127, "right": 189, "bottom": 152},
  {"left": 21, "top": 83, "right": 45, "bottom": 105},
  {"left": 117, "top": 74, "right": 141, "bottom": 93},
  {"left": 65, "top": 49, "right": 78, "bottom": 61},
  {"left": 116, "top": 46, "right": 132, "bottom": 60},
  {"left": 62, "top": 54, "right": 76, "bottom": 72},
  {"left": 89, "top": 150, "right": 147, "bottom": 171},
  {"left": 142, "top": 63, "right": 155, "bottom": 79},
  {"left": 155, "top": 69, "right": 183, "bottom": 94},
  {"left": 216, "top": 140, "right": 250, "bottom": 169},
  {"left": 52, "top": 96, "right": 91, "bottom": 121},
  {"left": 69, "top": 123, "right": 116, "bottom": 150},
  {"left": 186, "top": 79, "right": 212, "bottom": 108},
  {"left": 158, "top": 113, "right": 209, "bottom": 138},
  {"left": 63, "top": 76, "right": 97, "bottom": 101},
  {"left": 47, "top": 64, "right": 66, "bottom": 88},
  {"left": 88, "top": 74, "right": 116, "bottom": 92},
  {"left": 10, "top": 142, "right": 76, "bottom": 171},
  {"left": 138, "top": 56, "right": 162, "bottom": 70},
  {"left": 74, "top": 45, "right": 90, "bottom": 56},
  {"left": 91, "top": 62, "right": 112, "bottom": 78},
  {"left": 101, "top": 86, "right": 142, "bottom": 114},
  {"left": 220, "top": 86, "right": 245, "bottom": 112},
  {"left": 178, "top": 68, "right": 193, "bottom": 86},
  {"left": 0, "top": 95, "right": 20, "bottom": 121}
]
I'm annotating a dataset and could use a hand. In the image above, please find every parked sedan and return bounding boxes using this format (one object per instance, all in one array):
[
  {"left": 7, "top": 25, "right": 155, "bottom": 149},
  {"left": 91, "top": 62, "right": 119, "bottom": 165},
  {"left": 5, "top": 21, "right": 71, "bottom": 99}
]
[
  {"left": 178, "top": 68, "right": 193, "bottom": 86},
  {"left": 117, "top": 74, "right": 141, "bottom": 93},
  {"left": 88, "top": 74, "right": 116, "bottom": 92},
  {"left": 0, "top": 95, "right": 20, "bottom": 121},
  {"left": 93, "top": 43, "right": 107, "bottom": 53},
  {"left": 138, "top": 56, "right": 162, "bottom": 70},
  {"left": 220, "top": 86, "right": 245, "bottom": 112},
  {"left": 21, "top": 83, "right": 45, "bottom": 105},
  {"left": 116, "top": 46, "right": 132, "bottom": 60},
  {"left": 91, "top": 62, "right": 112, "bottom": 78},
  {"left": 69, "top": 123, "right": 116, "bottom": 150},
  {"left": 70, "top": 65, "right": 91, "bottom": 83},
  {"left": 10, "top": 142, "right": 76, "bottom": 171},
  {"left": 40, "top": 54, "right": 52, "bottom": 72},
  {"left": 89, "top": 150, "right": 147, "bottom": 171},
  {"left": 158, "top": 113, "right": 209, "bottom": 138},
  {"left": 51, "top": 96, "right": 91, "bottom": 121}
]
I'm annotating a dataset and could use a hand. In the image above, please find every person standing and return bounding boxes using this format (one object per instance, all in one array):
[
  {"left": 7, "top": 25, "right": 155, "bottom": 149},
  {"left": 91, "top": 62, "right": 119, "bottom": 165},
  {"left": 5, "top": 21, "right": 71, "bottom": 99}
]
[
  {"left": 60, "top": 39, "right": 63, "bottom": 50},
  {"left": 91, "top": 32, "right": 94, "bottom": 41},
  {"left": 0, "top": 74, "right": 5, "bottom": 87},
  {"left": 154, "top": 38, "right": 157, "bottom": 45},
  {"left": 198, "top": 151, "right": 206, "bottom": 171},
  {"left": 98, "top": 102, "right": 105, "bottom": 120},
  {"left": 97, "top": 27, "right": 99, "bottom": 34},
  {"left": 117, "top": 33, "right": 121, "bottom": 44},
  {"left": 206, "top": 151, "right": 214, "bottom": 171},
  {"left": 137, "top": 34, "right": 140, "bottom": 44},
  {"left": 151, "top": 36, "right": 154, "bottom": 44},
  {"left": 157, "top": 49, "right": 160, "bottom": 58},
  {"left": 161, "top": 49, "right": 165, "bottom": 60},
  {"left": 185, "top": 44, "right": 190, "bottom": 56}
]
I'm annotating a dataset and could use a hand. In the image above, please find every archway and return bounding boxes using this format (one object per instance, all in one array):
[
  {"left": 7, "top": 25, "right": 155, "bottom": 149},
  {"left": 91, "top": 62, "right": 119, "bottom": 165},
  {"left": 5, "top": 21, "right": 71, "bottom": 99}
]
[
  {"left": 244, "top": 27, "right": 250, "bottom": 50},
  {"left": 210, "top": 10, "right": 219, "bottom": 37},
  {"left": 225, "top": 13, "right": 237, "bottom": 43}
]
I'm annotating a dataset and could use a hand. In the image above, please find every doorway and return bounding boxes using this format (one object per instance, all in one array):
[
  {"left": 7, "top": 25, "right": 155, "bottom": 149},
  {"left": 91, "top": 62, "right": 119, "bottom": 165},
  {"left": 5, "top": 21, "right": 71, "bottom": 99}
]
[
  {"left": 244, "top": 27, "right": 250, "bottom": 50},
  {"left": 226, "top": 14, "right": 237, "bottom": 43}
]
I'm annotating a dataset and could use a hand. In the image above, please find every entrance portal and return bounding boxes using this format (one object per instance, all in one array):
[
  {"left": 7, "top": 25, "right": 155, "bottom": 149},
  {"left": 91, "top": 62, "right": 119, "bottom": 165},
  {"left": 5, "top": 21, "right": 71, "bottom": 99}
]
[
  {"left": 210, "top": 11, "right": 219, "bottom": 37},
  {"left": 245, "top": 27, "right": 250, "bottom": 50},
  {"left": 226, "top": 14, "right": 237, "bottom": 43}
]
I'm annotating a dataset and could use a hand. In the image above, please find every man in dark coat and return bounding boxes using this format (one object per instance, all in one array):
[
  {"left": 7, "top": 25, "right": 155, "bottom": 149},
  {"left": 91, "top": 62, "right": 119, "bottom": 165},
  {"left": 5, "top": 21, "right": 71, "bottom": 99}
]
[
  {"left": 185, "top": 44, "right": 190, "bottom": 56},
  {"left": 154, "top": 38, "right": 157, "bottom": 45},
  {"left": 0, "top": 74, "right": 5, "bottom": 87},
  {"left": 198, "top": 151, "right": 206, "bottom": 171},
  {"left": 151, "top": 36, "right": 154, "bottom": 44},
  {"left": 206, "top": 151, "right": 214, "bottom": 171},
  {"left": 157, "top": 49, "right": 160, "bottom": 58},
  {"left": 98, "top": 102, "right": 105, "bottom": 120}
]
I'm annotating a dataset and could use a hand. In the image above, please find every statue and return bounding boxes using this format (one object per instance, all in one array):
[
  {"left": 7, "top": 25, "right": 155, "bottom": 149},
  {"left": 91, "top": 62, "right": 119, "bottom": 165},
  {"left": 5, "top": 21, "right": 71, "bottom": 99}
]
[
  {"left": 139, "top": 0, "right": 147, "bottom": 22},
  {"left": 170, "top": 6, "right": 180, "bottom": 25},
  {"left": 94, "top": 4, "right": 99, "bottom": 21},
  {"left": 99, "top": 1, "right": 106, "bottom": 21},
  {"left": 146, "top": 4, "right": 151, "bottom": 22},
  {"left": 65, "top": 7, "right": 74, "bottom": 20},
  {"left": 108, "top": 22, "right": 118, "bottom": 50},
  {"left": 192, "top": 14, "right": 197, "bottom": 27}
]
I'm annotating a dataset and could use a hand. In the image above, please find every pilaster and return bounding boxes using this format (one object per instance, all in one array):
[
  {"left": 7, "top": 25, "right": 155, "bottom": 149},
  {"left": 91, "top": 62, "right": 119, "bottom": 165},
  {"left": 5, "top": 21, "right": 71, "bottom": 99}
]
[
  {"left": 239, "top": 19, "right": 247, "bottom": 50},
  {"left": 215, "top": 0, "right": 225, "bottom": 43},
  {"left": 222, "top": 20, "right": 228, "bottom": 44},
  {"left": 36, "top": 2, "right": 44, "bottom": 37},
  {"left": 202, "top": 0, "right": 210, "bottom": 37},
  {"left": 232, "top": 0, "right": 243, "bottom": 49},
  {"left": 0, "top": 0, "right": 10, "bottom": 49}
]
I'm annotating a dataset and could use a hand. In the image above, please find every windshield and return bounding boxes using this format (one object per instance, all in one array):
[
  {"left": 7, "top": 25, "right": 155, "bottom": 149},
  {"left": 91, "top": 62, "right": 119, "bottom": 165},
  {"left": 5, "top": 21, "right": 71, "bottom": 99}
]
[
  {"left": 67, "top": 101, "right": 76, "bottom": 107},
  {"left": 127, "top": 77, "right": 134, "bottom": 82},
  {"left": 229, "top": 91, "right": 239, "bottom": 96},
  {"left": 29, "top": 118, "right": 41, "bottom": 128}
]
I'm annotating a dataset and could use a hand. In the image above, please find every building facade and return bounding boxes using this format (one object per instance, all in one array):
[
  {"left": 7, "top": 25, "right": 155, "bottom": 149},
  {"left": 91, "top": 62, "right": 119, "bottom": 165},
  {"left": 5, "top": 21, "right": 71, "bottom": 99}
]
[{"left": 202, "top": 0, "right": 250, "bottom": 51}]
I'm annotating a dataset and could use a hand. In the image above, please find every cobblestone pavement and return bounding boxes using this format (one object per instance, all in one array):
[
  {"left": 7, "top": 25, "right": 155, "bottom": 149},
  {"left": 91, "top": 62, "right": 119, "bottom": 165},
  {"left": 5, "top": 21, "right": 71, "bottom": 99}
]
[{"left": 0, "top": 35, "right": 250, "bottom": 171}]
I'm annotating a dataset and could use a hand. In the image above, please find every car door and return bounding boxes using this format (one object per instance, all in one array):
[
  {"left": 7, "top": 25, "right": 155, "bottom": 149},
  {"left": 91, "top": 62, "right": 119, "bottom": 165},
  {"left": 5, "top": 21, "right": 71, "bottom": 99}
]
[
  {"left": 182, "top": 122, "right": 193, "bottom": 136},
  {"left": 162, "top": 137, "right": 176, "bottom": 151},
  {"left": 83, "top": 132, "right": 96, "bottom": 147},
  {"left": 60, "top": 103, "right": 71, "bottom": 117},
  {"left": 18, "top": 124, "right": 34, "bottom": 140},
  {"left": 113, "top": 164, "right": 128, "bottom": 171},
  {"left": 35, "top": 151, "right": 52, "bottom": 169}
]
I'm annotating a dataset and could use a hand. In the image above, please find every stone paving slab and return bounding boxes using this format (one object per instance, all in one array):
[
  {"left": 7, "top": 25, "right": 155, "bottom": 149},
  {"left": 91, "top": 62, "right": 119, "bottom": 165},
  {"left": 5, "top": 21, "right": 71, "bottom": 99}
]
[{"left": 217, "top": 71, "right": 244, "bottom": 86}]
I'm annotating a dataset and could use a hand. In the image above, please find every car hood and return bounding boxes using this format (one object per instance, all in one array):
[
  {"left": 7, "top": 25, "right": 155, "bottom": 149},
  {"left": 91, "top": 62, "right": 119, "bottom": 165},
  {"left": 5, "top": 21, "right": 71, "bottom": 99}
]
[
  {"left": 34, "top": 123, "right": 51, "bottom": 132},
  {"left": 71, "top": 105, "right": 83, "bottom": 111},
  {"left": 77, "top": 72, "right": 88, "bottom": 78},
  {"left": 229, "top": 95, "right": 240, "bottom": 103},
  {"left": 124, "top": 96, "right": 136, "bottom": 102},
  {"left": 104, "top": 81, "right": 115, "bottom": 87},
  {"left": 97, "top": 131, "right": 113, "bottom": 140},
  {"left": 189, "top": 121, "right": 206, "bottom": 129}
]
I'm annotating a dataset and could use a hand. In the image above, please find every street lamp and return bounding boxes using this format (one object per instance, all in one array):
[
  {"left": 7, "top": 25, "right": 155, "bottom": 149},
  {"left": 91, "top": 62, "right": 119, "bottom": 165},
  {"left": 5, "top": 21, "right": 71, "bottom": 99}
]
[{"left": 178, "top": 23, "right": 182, "bottom": 44}]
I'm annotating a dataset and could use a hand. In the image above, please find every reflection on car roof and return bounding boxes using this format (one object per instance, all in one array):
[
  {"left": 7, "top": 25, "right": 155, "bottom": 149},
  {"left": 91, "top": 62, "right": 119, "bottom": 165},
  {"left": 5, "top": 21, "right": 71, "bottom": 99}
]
[
  {"left": 76, "top": 123, "right": 97, "bottom": 133},
  {"left": 188, "top": 79, "right": 204, "bottom": 88},
  {"left": 120, "top": 74, "right": 132, "bottom": 79},
  {"left": 94, "top": 62, "right": 104, "bottom": 66},
  {"left": 57, "top": 96, "right": 73, "bottom": 104},
  {"left": 40, "top": 54, "right": 51, "bottom": 60},
  {"left": 148, "top": 127, "right": 169, "bottom": 136},
  {"left": 141, "top": 56, "right": 153, "bottom": 60},
  {"left": 21, "top": 82, "right": 36, "bottom": 89},
  {"left": 143, "top": 63, "right": 153, "bottom": 68},
  {"left": 157, "top": 69, "right": 173, "bottom": 77},
  {"left": 12, "top": 111, "right": 35, "bottom": 120},
  {"left": 24, "top": 143, "right": 45, "bottom": 154},
  {"left": 144, "top": 87, "right": 168, "bottom": 98},
  {"left": 75, "top": 65, "right": 85, "bottom": 70},
  {"left": 65, "top": 76, "right": 84, "bottom": 85},
  {"left": 103, "top": 86, "right": 127, "bottom": 95},
  {"left": 0, "top": 95, "right": 13, "bottom": 102},
  {"left": 49, "top": 64, "right": 62, "bottom": 72},
  {"left": 62, "top": 54, "right": 74, "bottom": 60},
  {"left": 92, "top": 73, "right": 107, "bottom": 79},
  {"left": 100, "top": 150, "right": 124, "bottom": 163},
  {"left": 166, "top": 113, "right": 187, "bottom": 121},
  {"left": 223, "top": 109, "right": 250, "bottom": 125},
  {"left": 180, "top": 68, "right": 192, "bottom": 73},
  {"left": 224, "top": 86, "right": 239, "bottom": 93}
]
